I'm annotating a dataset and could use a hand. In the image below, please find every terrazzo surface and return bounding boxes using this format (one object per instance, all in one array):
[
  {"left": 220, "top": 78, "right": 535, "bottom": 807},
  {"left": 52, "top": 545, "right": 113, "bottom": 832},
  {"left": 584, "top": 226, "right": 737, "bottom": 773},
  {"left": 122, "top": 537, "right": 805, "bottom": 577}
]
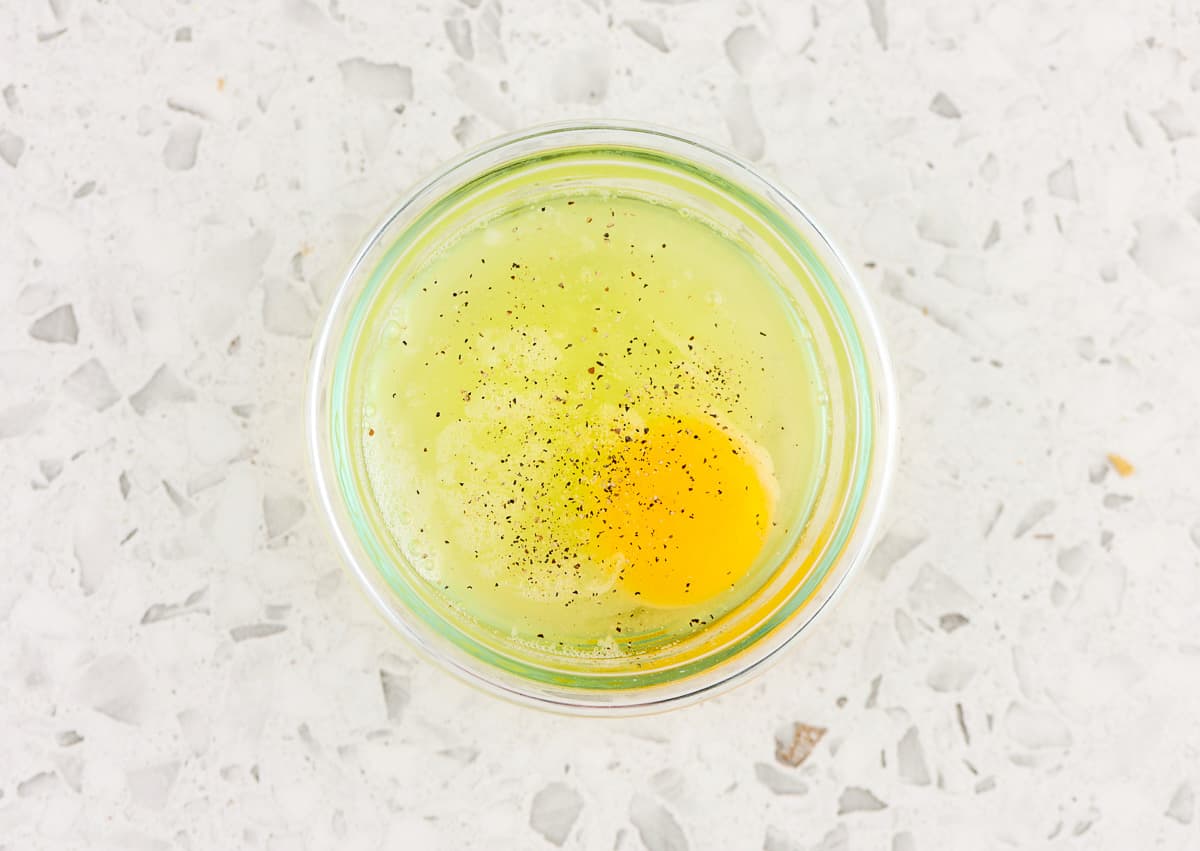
[{"left": 2, "top": 0, "right": 1200, "bottom": 848}]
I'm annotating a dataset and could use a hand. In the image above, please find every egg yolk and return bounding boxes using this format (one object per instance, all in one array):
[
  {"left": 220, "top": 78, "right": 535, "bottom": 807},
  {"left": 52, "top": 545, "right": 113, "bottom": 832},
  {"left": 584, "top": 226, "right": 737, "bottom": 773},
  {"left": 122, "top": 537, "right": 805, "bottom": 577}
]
[{"left": 591, "top": 415, "right": 772, "bottom": 608}]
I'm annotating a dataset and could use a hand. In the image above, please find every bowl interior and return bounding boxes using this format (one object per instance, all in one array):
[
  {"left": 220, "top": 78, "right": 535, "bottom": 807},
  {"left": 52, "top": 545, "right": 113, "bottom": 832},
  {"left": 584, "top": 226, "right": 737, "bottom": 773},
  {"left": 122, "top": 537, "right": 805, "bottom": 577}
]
[{"left": 308, "top": 123, "right": 893, "bottom": 711}]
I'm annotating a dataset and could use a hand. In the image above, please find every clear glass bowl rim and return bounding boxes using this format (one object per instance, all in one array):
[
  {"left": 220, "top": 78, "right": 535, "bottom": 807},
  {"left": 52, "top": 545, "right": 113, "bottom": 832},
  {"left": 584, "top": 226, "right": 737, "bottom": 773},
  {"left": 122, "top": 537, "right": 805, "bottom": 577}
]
[{"left": 306, "top": 119, "right": 898, "bottom": 715}]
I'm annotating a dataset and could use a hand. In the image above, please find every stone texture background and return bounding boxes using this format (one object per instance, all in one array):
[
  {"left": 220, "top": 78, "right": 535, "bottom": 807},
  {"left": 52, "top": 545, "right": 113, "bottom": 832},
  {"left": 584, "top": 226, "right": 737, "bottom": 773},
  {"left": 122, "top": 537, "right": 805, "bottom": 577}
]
[{"left": 2, "top": 0, "right": 1199, "bottom": 848}]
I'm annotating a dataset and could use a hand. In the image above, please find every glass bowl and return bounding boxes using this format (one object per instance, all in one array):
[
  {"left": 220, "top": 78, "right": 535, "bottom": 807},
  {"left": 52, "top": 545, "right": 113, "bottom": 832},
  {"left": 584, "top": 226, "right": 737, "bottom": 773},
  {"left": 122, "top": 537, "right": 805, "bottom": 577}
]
[{"left": 307, "top": 121, "right": 896, "bottom": 714}]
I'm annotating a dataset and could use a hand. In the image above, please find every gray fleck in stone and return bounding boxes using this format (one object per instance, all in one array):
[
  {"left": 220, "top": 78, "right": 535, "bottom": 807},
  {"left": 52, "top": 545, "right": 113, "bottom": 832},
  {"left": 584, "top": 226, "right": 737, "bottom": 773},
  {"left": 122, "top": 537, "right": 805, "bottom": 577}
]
[
  {"left": 187, "top": 469, "right": 226, "bottom": 497},
  {"left": 444, "top": 15, "right": 474, "bottom": 60},
  {"left": 897, "top": 727, "right": 931, "bottom": 785},
  {"left": 775, "top": 722, "right": 826, "bottom": 766},
  {"left": 979, "top": 152, "right": 999, "bottom": 181},
  {"left": 929, "top": 92, "right": 960, "bottom": 119},
  {"left": 1166, "top": 782, "right": 1194, "bottom": 824},
  {"left": 17, "top": 772, "right": 58, "bottom": 797},
  {"left": 339, "top": 58, "right": 414, "bottom": 100},
  {"left": 39, "top": 457, "right": 63, "bottom": 482},
  {"left": 724, "top": 26, "right": 767, "bottom": 76},
  {"left": 75, "top": 654, "right": 146, "bottom": 724},
  {"left": 74, "top": 513, "right": 108, "bottom": 594},
  {"left": 167, "top": 98, "right": 211, "bottom": 121},
  {"left": 29, "top": 303, "right": 78, "bottom": 344},
  {"left": 975, "top": 776, "right": 996, "bottom": 793},
  {"left": 1049, "top": 581, "right": 1069, "bottom": 606},
  {"left": 837, "top": 786, "right": 886, "bottom": 814},
  {"left": 1151, "top": 101, "right": 1195, "bottom": 141},
  {"left": 814, "top": 825, "right": 850, "bottom": 851},
  {"left": 892, "top": 832, "right": 915, "bottom": 851},
  {"left": 175, "top": 26, "right": 191, "bottom": 41},
  {"left": 865, "top": 0, "right": 887, "bottom": 48},
  {"left": 437, "top": 746, "right": 479, "bottom": 763},
  {"left": 452, "top": 114, "right": 483, "bottom": 147},
  {"left": 64, "top": 359, "right": 121, "bottom": 411},
  {"left": 474, "top": 0, "right": 505, "bottom": 62},
  {"left": 754, "top": 763, "right": 808, "bottom": 795},
  {"left": 16, "top": 284, "right": 55, "bottom": 314},
  {"left": 763, "top": 826, "right": 801, "bottom": 851},
  {"left": 926, "top": 657, "right": 976, "bottom": 692},
  {"left": 1076, "top": 336, "right": 1096, "bottom": 360},
  {"left": 127, "top": 762, "right": 181, "bottom": 810},
  {"left": 864, "top": 530, "right": 925, "bottom": 579},
  {"left": 2, "top": 84, "right": 18, "bottom": 112},
  {"left": 264, "top": 495, "right": 306, "bottom": 538},
  {"left": 380, "top": 668, "right": 410, "bottom": 721},
  {"left": 177, "top": 708, "right": 209, "bottom": 755},
  {"left": 297, "top": 723, "right": 321, "bottom": 755},
  {"left": 865, "top": 674, "right": 881, "bottom": 708},
  {"left": 283, "top": 0, "right": 339, "bottom": 33},
  {"left": 1130, "top": 215, "right": 1200, "bottom": 286},
  {"left": 529, "top": 782, "right": 583, "bottom": 846},
  {"left": 1013, "top": 499, "right": 1055, "bottom": 538},
  {"left": 1102, "top": 493, "right": 1132, "bottom": 509},
  {"left": 627, "top": 20, "right": 669, "bottom": 53},
  {"left": 129, "top": 365, "right": 195, "bottom": 415},
  {"left": 1047, "top": 160, "right": 1078, "bottom": 201},
  {"left": 141, "top": 587, "right": 208, "bottom": 625},
  {"left": 163, "top": 124, "right": 201, "bottom": 171},
  {"left": 74, "top": 180, "right": 96, "bottom": 198},
  {"left": 460, "top": 0, "right": 481, "bottom": 6},
  {"left": 630, "top": 795, "right": 688, "bottom": 851},
  {"left": 0, "top": 128, "right": 26, "bottom": 167},
  {"left": 725, "top": 83, "right": 764, "bottom": 160},
  {"left": 1189, "top": 522, "right": 1200, "bottom": 551},
  {"left": 955, "top": 703, "right": 969, "bottom": 744},
  {"left": 650, "top": 768, "right": 685, "bottom": 802},
  {"left": 938, "top": 612, "right": 968, "bottom": 632},
  {"left": 908, "top": 565, "right": 976, "bottom": 616},
  {"left": 119, "top": 471, "right": 131, "bottom": 499},
  {"left": 1125, "top": 110, "right": 1145, "bottom": 147},
  {"left": 141, "top": 603, "right": 176, "bottom": 624},
  {"left": 916, "top": 209, "right": 962, "bottom": 248},
  {"left": 1187, "top": 192, "right": 1200, "bottom": 224},
  {"left": 230, "top": 623, "right": 286, "bottom": 642},
  {"left": 57, "top": 729, "right": 83, "bottom": 747},
  {"left": 1006, "top": 702, "right": 1072, "bottom": 749},
  {"left": 982, "top": 220, "right": 1000, "bottom": 250}
]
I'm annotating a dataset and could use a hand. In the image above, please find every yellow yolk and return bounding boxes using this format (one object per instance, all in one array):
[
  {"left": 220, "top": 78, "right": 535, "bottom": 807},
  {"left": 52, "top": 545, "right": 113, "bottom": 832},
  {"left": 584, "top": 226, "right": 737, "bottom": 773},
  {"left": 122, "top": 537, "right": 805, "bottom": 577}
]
[{"left": 592, "top": 415, "right": 772, "bottom": 608}]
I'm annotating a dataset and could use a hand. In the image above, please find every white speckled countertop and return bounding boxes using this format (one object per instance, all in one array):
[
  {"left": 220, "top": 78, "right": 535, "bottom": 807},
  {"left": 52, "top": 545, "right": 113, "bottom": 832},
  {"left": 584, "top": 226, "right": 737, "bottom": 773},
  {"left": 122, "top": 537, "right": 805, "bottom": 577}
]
[{"left": 3, "top": 0, "right": 1200, "bottom": 848}]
